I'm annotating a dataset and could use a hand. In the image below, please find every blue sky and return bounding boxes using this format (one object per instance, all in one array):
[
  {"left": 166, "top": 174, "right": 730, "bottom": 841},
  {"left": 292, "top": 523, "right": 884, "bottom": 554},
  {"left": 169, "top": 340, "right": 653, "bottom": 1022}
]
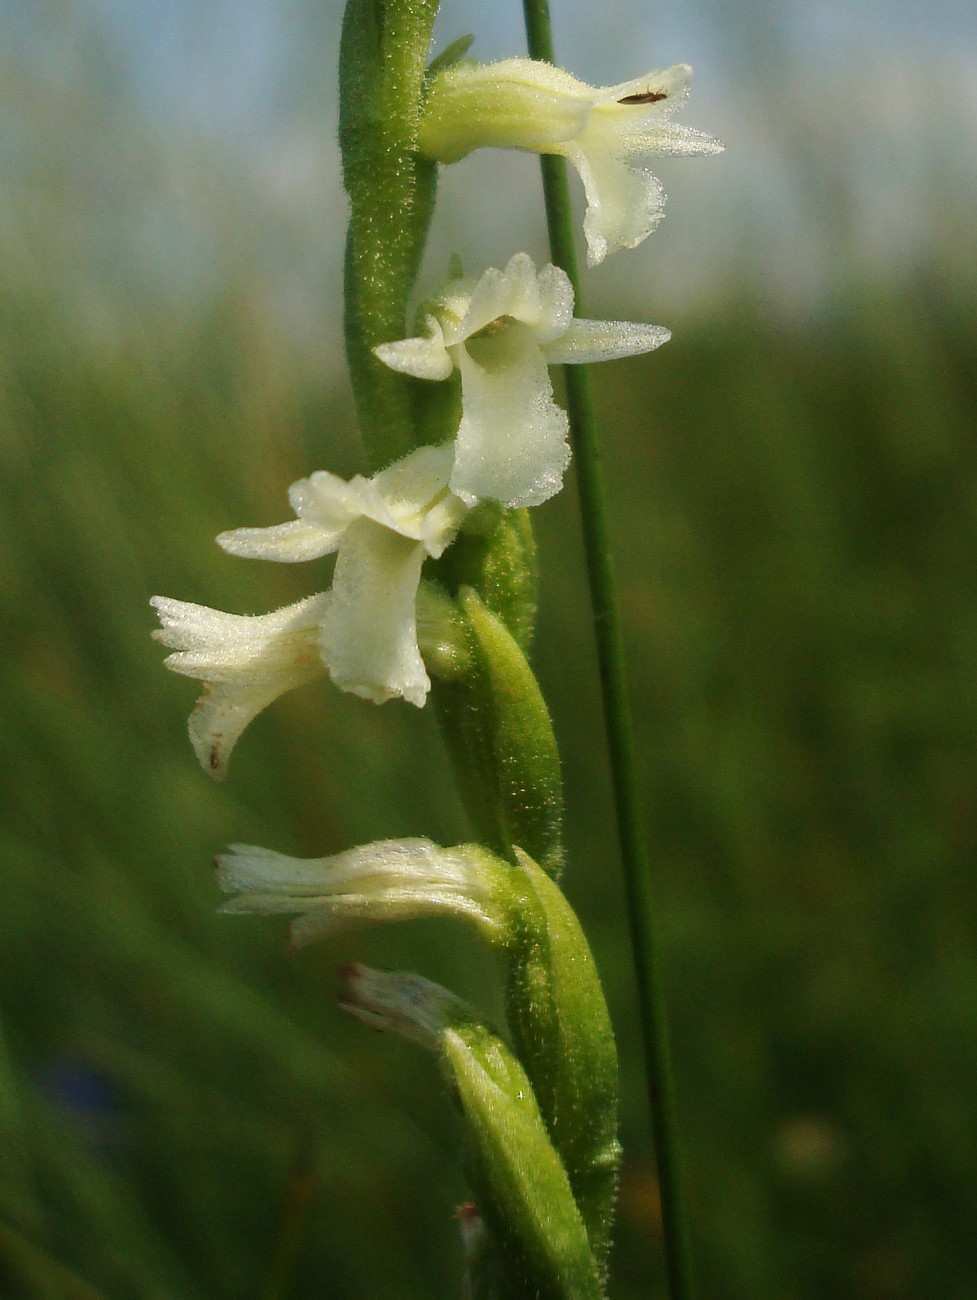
[{"left": 3, "top": 0, "right": 975, "bottom": 335}]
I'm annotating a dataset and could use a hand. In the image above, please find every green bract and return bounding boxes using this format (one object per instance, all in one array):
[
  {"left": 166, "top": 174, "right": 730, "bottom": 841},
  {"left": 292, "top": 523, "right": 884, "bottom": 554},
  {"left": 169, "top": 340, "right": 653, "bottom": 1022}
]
[{"left": 341, "top": 966, "right": 604, "bottom": 1299}]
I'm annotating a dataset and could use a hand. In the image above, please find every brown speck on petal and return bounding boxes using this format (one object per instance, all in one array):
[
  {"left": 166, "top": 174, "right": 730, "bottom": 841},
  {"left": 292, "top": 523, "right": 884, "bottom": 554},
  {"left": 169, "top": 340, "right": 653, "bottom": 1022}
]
[{"left": 618, "top": 90, "right": 668, "bottom": 104}]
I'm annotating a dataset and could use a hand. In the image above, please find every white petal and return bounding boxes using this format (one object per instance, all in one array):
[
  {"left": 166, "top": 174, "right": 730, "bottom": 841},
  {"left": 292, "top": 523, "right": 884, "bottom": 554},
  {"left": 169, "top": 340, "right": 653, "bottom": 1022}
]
[
  {"left": 288, "top": 470, "right": 380, "bottom": 531},
  {"left": 417, "top": 493, "right": 469, "bottom": 558},
  {"left": 450, "top": 326, "right": 570, "bottom": 509},
  {"left": 320, "top": 518, "right": 430, "bottom": 706},
  {"left": 217, "top": 518, "right": 341, "bottom": 563},
  {"left": 374, "top": 317, "right": 453, "bottom": 380},
  {"left": 217, "top": 837, "right": 447, "bottom": 896},
  {"left": 457, "top": 261, "right": 522, "bottom": 340},
  {"left": 560, "top": 134, "right": 666, "bottom": 266},
  {"left": 531, "top": 262, "right": 575, "bottom": 344},
  {"left": 543, "top": 319, "right": 671, "bottom": 366}
]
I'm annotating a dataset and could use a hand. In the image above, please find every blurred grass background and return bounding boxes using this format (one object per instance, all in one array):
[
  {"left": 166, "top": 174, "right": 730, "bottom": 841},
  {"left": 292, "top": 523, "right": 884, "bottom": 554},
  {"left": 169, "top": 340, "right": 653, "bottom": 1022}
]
[{"left": 2, "top": 0, "right": 977, "bottom": 1296}]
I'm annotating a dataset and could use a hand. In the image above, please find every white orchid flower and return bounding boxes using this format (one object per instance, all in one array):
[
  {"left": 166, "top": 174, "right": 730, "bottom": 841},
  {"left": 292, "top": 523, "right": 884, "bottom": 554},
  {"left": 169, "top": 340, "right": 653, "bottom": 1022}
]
[
  {"left": 216, "top": 837, "right": 510, "bottom": 948},
  {"left": 151, "top": 593, "right": 329, "bottom": 778},
  {"left": 375, "top": 253, "right": 670, "bottom": 509},
  {"left": 219, "top": 444, "right": 467, "bottom": 707},
  {"left": 152, "top": 446, "right": 468, "bottom": 776},
  {"left": 420, "top": 58, "right": 724, "bottom": 266}
]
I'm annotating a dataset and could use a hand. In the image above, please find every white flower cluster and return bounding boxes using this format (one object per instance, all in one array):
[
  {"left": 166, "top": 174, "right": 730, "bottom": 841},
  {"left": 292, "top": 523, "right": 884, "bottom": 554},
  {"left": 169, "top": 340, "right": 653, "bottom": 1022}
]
[
  {"left": 153, "top": 51, "right": 720, "bottom": 782},
  {"left": 153, "top": 254, "right": 668, "bottom": 775}
]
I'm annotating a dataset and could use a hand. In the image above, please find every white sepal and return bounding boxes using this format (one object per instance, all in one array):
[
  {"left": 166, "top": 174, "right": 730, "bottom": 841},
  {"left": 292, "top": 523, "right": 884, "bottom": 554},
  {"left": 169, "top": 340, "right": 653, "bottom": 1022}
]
[
  {"left": 373, "top": 318, "right": 453, "bottom": 381},
  {"left": 542, "top": 319, "right": 671, "bottom": 366}
]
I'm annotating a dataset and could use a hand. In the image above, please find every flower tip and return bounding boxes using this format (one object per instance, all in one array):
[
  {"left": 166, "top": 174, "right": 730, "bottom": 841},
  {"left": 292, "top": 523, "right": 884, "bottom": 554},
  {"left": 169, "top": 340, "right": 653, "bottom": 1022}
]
[
  {"left": 337, "top": 962, "right": 373, "bottom": 1007},
  {"left": 213, "top": 853, "right": 232, "bottom": 886},
  {"left": 189, "top": 706, "right": 231, "bottom": 781},
  {"left": 338, "top": 965, "right": 470, "bottom": 1050},
  {"left": 586, "top": 237, "right": 608, "bottom": 269},
  {"left": 337, "top": 962, "right": 382, "bottom": 1024}
]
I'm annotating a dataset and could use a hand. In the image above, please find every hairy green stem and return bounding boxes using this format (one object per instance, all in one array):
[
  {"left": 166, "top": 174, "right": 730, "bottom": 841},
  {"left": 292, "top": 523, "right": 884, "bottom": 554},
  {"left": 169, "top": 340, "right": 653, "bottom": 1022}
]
[
  {"left": 521, "top": 3, "right": 696, "bottom": 1297},
  {"left": 338, "top": 0, "right": 440, "bottom": 469}
]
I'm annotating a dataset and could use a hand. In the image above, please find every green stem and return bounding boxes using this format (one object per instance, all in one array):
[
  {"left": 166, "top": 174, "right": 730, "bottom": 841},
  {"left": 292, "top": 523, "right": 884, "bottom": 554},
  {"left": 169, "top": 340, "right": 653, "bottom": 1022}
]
[
  {"left": 339, "top": 0, "right": 440, "bottom": 470},
  {"left": 521, "top": 4, "right": 696, "bottom": 1297}
]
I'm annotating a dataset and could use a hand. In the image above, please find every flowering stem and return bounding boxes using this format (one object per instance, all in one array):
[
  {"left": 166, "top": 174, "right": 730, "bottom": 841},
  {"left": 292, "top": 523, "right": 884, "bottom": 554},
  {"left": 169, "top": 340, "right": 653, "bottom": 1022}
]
[{"left": 521, "top": 3, "right": 696, "bottom": 1297}]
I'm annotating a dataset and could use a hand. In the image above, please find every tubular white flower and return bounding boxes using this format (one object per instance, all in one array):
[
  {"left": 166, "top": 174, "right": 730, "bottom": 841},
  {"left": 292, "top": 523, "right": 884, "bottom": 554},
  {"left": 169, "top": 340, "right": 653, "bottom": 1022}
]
[
  {"left": 150, "top": 593, "right": 329, "bottom": 778},
  {"left": 216, "top": 838, "right": 510, "bottom": 947},
  {"left": 375, "top": 253, "right": 670, "bottom": 508},
  {"left": 419, "top": 58, "right": 724, "bottom": 266},
  {"left": 152, "top": 447, "right": 470, "bottom": 773}
]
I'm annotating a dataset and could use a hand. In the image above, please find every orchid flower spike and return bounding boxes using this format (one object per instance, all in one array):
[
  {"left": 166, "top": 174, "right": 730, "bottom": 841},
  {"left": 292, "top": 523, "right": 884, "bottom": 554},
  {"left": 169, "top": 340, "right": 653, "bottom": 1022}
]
[
  {"left": 420, "top": 58, "right": 724, "bottom": 266},
  {"left": 375, "top": 253, "right": 670, "bottom": 508},
  {"left": 152, "top": 446, "right": 468, "bottom": 776},
  {"left": 216, "top": 838, "right": 511, "bottom": 948}
]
